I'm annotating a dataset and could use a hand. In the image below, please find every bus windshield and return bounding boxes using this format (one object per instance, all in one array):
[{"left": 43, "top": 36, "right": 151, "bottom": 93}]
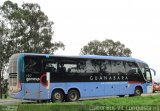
[{"left": 138, "top": 62, "right": 152, "bottom": 82}]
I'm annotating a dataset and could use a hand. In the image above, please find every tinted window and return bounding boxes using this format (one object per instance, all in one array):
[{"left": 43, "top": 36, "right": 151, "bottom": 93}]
[
  {"left": 56, "top": 59, "right": 100, "bottom": 76},
  {"left": 125, "top": 62, "right": 140, "bottom": 75},
  {"left": 55, "top": 59, "right": 79, "bottom": 77},
  {"left": 25, "top": 56, "right": 42, "bottom": 73},
  {"left": 85, "top": 60, "right": 100, "bottom": 74},
  {"left": 100, "top": 60, "right": 111, "bottom": 75},
  {"left": 111, "top": 61, "right": 125, "bottom": 73},
  {"left": 59, "top": 59, "right": 77, "bottom": 74},
  {"left": 43, "top": 60, "right": 57, "bottom": 72}
]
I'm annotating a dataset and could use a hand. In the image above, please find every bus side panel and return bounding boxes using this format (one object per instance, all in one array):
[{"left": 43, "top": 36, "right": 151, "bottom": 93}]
[
  {"left": 10, "top": 83, "right": 49, "bottom": 100},
  {"left": 40, "top": 84, "right": 50, "bottom": 100},
  {"left": 118, "top": 82, "right": 130, "bottom": 95},
  {"left": 49, "top": 83, "right": 85, "bottom": 97},
  {"left": 48, "top": 82, "right": 149, "bottom": 99},
  {"left": 49, "top": 82, "right": 106, "bottom": 98},
  {"left": 78, "top": 82, "right": 105, "bottom": 97},
  {"left": 10, "top": 82, "right": 148, "bottom": 100},
  {"left": 49, "top": 82, "right": 134, "bottom": 99},
  {"left": 104, "top": 82, "right": 120, "bottom": 96},
  {"left": 23, "top": 83, "right": 40, "bottom": 100}
]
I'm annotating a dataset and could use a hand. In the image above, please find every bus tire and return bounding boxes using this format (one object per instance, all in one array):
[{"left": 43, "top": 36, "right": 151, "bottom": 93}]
[
  {"left": 37, "top": 100, "right": 41, "bottom": 103},
  {"left": 51, "top": 89, "right": 64, "bottom": 102},
  {"left": 67, "top": 89, "right": 80, "bottom": 102},
  {"left": 129, "top": 94, "right": 134, "bottom": 97},
  {"left": 134, "top": 87, "right": 142, "bottom": 96},
  {"left": 119, "top": 95, "right": 125, "bottom": 97}
]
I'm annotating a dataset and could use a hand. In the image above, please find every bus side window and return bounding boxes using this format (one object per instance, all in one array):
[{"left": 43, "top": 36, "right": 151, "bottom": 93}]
[
  {"left": 125, "top": 62, "right": 140, "bottom": 75},
  {"left": 44, "top": 60, "right": 57, "bottom": 72},
  {"left": 85, "top": 60, "right": 100, "bottom": 73},
  {"left": 82, "top": 60, "right": 100, "bottom": 75},
  {"left": 111, "top": 61, "right": 125, "bottom": 74},
  {"left": 59, "top": 63, "right": 66, "bottom": 72},
  {"left": 25, "top": 58, "right": 41, "bottom": 73},
  {"left": 64, "top": 63, "right": 77, "bottom": 73},
  {"left": 58, "top": 59, "right": 78, "bottom": 75},
  {"left": 101, "top": 60, "right": 111, "bottom": 75},
  {"left": 77, "top": 60, "right": 86, "bottom": 74}
]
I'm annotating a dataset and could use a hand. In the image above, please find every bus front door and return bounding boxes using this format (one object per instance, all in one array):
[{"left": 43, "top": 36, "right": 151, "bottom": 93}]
[{"left": 39, "top": 72, "right": 50, "bottom": 100}]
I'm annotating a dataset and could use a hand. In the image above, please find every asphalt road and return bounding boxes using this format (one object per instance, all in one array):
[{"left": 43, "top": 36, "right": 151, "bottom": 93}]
[{"left": 0, "top": 99, "right": 35, "bottom": 105}]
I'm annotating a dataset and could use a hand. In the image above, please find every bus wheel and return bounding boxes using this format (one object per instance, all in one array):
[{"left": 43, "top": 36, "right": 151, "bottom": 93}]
[
  {"left": 119, "top": 95, "right": 125, "bottom": 97},
  {"left": 67, "top": 89, "right": 80, "bottom": 102},
  {"left": 37, "top": 100, "right": 42, "bottom": 103},
  {"left": 134, "top": 87, "right": 142, "bottom": 96},
  {"left": 51, "top": 90, "right": 64, "bottom": 102}
]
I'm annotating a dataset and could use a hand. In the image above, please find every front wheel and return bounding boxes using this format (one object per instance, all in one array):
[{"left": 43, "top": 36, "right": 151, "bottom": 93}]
[
  {"left": 134, "top": 87, "right": 142, "bottom": 96},
  {"left": 51, "top": 90, "right": 64, "bottom": 102},
  {"left": 67, "top": 89, "right": 80, "bottom": 102}
]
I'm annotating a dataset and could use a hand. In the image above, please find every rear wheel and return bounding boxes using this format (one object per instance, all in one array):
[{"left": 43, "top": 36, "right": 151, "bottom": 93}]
[
  {"left": 129, "top": 94, "right": 134, "bottom": 97},
  {"left": 119, "top": 95, "right": 125, "bottom": 97},
  {"left": 51, "top": 90, "right": 64, "bottom": 102},
  {"left": 67, "top": 89, "right": 80, "bottom": 102},
  {"left": 134, "top": 87, "right": 142, "bottom": 96},
  {"left": 37, "top": 100, "right": 41, "bottom": 103}
]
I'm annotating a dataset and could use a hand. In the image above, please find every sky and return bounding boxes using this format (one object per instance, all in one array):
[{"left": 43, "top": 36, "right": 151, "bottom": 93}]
[{"left": 1, "top": 0, "right": 160, "bottom": 81}]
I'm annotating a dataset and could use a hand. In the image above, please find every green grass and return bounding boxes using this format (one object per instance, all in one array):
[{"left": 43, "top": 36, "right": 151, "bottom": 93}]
[
  {"left": 80, "top": 95, "right": 160, "bottom": 105},
  {"left": 2, "top": 95, "right": 160, "bottom": 111},
  {"left": 20, "top": 95, "right": 160, "bottom": 111}
]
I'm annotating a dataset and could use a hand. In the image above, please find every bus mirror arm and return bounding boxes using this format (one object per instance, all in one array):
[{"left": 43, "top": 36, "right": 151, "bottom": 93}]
[
  {"left": 145, "top": 67, "right": 156, "bottom": 76},
  {"left": 150, "top": 68, "right": 156, "bottom": 76}
]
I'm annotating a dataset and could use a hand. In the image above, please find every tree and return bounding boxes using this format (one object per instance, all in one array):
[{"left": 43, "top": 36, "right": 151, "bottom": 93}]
[
  {"left": 80, "top": 39, "right": 132, "bottom": 57},
  {"left": 0, "top": 1, "right": 64, "bottom": 54},
  {"left": 0, "top": 1, "right": 65, "bottom": 98},
  {"left": 0, "top": 0, "right": 65, "bottom": 68},
  {"left": 0, "top": 20, "right": 9, "bottom": 98}
]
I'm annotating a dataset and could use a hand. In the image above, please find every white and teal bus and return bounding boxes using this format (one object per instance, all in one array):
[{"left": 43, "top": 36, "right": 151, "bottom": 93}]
[{"left": 8, "top": 53, "right": 155, "bottom": 102}]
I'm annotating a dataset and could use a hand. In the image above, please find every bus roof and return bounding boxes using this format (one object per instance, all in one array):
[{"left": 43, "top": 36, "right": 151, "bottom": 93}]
[
  {"left": 18, "top": 53, "right": 147, "bottom": 64},
  {"left": 79, "top": 55, "right": 146, "bottom": 63}
]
